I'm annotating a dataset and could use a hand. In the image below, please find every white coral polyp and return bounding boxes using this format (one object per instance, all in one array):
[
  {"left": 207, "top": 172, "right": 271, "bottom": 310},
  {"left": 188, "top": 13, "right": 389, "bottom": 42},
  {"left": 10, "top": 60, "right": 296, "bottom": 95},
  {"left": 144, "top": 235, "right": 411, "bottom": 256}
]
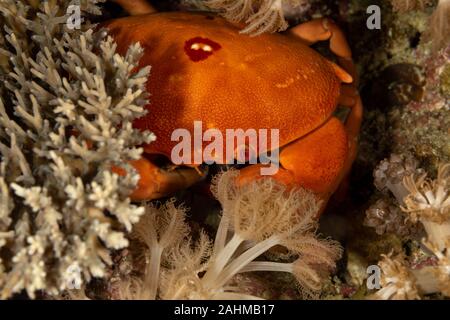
[
  {"left": 403, "top": 164, "right": 450, "bottom": 223},
  {"left": 374, "top": 254, "right": 420, "bottom": 300}
]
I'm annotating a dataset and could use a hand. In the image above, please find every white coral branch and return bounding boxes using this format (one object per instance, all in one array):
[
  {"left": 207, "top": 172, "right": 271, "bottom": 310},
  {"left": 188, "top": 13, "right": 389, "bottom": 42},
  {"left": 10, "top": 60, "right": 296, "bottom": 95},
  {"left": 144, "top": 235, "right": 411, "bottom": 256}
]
[{"left": 0, "top": 0, "right": 152, "bottom": 299}]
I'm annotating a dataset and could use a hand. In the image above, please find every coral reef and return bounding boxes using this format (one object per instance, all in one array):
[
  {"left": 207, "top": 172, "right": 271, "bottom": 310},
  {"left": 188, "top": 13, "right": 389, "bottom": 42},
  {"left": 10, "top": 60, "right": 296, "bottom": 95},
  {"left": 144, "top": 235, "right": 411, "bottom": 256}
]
[
  {"left": 355, "top": 0, "right": 449, "bottom": 296},
  {"left": 0, "top": 0, "right": 448, "bottom": 301},
  {"left": 108, "top": 171, "right": 342, "bottom": 300},
  {"left": 0, "top": 0, "right": 154, "bottom": 298}
]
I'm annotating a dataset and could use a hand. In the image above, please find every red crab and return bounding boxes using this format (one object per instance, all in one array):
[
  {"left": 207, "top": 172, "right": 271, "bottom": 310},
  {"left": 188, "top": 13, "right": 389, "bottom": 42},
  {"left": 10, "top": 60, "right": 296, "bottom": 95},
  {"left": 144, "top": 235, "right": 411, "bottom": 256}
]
[{"left": 107, "top": 0, "right": 363, "bottom": 208}]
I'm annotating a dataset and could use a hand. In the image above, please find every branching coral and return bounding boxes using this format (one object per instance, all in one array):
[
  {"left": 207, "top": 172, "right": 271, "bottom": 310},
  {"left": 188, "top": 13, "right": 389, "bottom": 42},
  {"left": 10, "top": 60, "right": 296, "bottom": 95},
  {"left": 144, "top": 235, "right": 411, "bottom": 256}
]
[
  {"left": 0, "top": 0, "right": 154, "bottom": 298},
  {"left": 372, "top": 163, "right": 450, "bottom": 299},
  {"left": 114, "top": 171, "right": 342, "bottom": 300},
  {"left": 203, "top": 0, "right": 310, "bottom": 35}
]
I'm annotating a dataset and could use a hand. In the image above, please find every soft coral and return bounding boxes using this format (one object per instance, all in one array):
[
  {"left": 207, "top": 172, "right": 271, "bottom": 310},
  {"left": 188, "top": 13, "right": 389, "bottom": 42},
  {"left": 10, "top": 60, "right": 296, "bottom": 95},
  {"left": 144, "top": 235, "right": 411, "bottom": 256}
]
[
  {"left": 205, "top": 0, "right": 310, "bottom": 35},
  {"left": 116, "top": 170, "right": 342, "bottom": 300}
]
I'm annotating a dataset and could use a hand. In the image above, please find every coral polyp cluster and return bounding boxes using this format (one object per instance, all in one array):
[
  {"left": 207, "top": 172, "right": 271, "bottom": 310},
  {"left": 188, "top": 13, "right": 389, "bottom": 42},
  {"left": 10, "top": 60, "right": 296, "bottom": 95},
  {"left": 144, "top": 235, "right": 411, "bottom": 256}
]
[
  {"left": 364, "top": 154, "right": 423, "bottom": 237},
  {"left": 110, "top": 171, "right": 342, "bottom": 300},
  {"left": 203, "top": 0, "right": 310, "bottom": 35},
  {"left": 403, "top": 164, "right": 450, "bottom": 225},
  {"left": 366, "top": 157, "right": 450, "bottom": 299}
]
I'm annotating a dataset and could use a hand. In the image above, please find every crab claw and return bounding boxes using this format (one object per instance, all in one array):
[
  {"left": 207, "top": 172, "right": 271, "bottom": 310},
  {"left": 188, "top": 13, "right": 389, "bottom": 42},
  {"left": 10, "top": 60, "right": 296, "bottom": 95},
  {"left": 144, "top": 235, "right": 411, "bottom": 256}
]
[{"left": 112, "top": 158, "right": 206, "bottom": 201}]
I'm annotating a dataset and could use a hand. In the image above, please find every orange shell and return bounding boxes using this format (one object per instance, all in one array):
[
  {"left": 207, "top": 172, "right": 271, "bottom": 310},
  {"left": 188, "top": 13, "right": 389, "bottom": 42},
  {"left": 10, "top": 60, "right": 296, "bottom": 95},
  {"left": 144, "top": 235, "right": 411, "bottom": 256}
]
[{"left": 105, "top": 12, "right": 344, "bottom": 159}]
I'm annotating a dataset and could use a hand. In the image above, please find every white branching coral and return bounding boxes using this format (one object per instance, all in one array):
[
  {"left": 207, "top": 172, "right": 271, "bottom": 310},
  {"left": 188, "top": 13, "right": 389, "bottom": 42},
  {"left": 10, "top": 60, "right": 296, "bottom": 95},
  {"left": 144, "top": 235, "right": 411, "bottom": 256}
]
[
  {"left": 204, "top": 0, "right": 310, "bottom": 35},
  {"left": 372, "top": 162, "right": 450, "bottom": 299},
  {"left": 115, "top": 170, "right": 342, "bottom": 300},
  {"left": 0, "top": 0, "right": 154, "bottom": 298}
]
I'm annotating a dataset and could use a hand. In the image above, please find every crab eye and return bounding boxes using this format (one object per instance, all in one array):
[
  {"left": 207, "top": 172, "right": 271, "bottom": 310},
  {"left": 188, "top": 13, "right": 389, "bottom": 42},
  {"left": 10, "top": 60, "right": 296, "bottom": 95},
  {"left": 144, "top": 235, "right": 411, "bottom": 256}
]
[{"left": 184, "top": 37, "right": 221, "bottom": 62}]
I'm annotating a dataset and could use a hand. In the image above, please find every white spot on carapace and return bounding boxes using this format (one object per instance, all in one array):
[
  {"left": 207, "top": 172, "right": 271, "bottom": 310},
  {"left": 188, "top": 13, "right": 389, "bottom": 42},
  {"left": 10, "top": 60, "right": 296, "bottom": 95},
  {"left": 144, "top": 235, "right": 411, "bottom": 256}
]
[
  {"left": 275, "top": 77, "right": 295, "bottom": 88},
  {"left": 191, "top": 43, "right": 213, "bottom": 52}
]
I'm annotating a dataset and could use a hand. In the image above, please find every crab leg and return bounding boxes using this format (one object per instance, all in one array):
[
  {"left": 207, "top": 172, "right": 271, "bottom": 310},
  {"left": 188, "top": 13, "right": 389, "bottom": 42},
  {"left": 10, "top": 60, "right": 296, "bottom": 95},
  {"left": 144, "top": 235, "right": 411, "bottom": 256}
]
[
  {"left": 288, "top": 17, "right": 364, "bottom": 198},
  {"left": 342, "top": 94, "right": 363, "bottom": 169},
  {"left": 111, "top": 0, "right": 156, "bottom": 15},
  {"left": 236, "top": 117, "right": 349, "bottom": 211},
  {"left": 237, "top": 19, "right": 363, "bottom": 208},
  {"left": 288, "top": 18, "right": 362, "bottom": 132},
  {"left": 289, "top": 18, "right": 358, "bottom": 85},
  {"left": 236, "top": 102, "right": 362, "bottom": 210},
  {"left": 112, "top": 158, "right": 206, "bottom": 201}
]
